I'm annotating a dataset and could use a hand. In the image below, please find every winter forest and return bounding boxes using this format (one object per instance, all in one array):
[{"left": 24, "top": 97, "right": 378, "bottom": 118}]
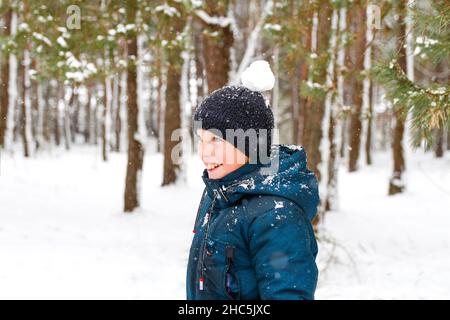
[{"left": 0, "top": 0, "right": 449, "bottom": 299}]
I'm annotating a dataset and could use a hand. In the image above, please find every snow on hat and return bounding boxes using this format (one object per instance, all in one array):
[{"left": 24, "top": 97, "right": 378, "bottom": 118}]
[{"left": 193, "top": 60, "right": 275, "bottom": 164}]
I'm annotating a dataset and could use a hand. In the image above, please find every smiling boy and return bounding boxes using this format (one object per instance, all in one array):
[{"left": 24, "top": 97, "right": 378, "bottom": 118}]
[{"left": 186, "top": 62, "right": 320, "bottom": 300}]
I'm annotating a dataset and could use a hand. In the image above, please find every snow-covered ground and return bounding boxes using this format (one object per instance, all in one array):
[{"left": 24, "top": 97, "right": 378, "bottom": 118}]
[
  {"left": 316, "top": 151, "right": 450, "bottom": 299},
  {"left": 0, "top": 146, "right": 449, "bottom": 299}
]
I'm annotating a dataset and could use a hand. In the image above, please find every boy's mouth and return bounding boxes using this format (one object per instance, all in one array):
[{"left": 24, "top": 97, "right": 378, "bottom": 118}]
[{"left": 206, "top": 163, "right": 223, "bottom": 171}]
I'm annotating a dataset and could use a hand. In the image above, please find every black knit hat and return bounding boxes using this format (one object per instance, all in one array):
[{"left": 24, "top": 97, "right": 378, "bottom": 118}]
[{"left": 193, "top": 85, "right": 274, "bottom": 164}]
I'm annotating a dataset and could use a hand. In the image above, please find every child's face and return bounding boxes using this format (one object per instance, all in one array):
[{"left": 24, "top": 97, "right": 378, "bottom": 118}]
[{"left": 197, "top": 129, "right": 248, "bottom": 180}]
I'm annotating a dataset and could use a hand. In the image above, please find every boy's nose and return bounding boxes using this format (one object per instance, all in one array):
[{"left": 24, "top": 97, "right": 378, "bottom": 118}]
[
  {"left": 199, "top": 142, "right": 215, "bottom": 159},
  {"left": 200, "top": 143, "right": 214, "bottom": 156}
]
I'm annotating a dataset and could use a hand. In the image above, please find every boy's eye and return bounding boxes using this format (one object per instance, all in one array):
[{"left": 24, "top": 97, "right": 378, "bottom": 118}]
[{"left": 213, "top": 137, "right": 223, "bottom": 144}]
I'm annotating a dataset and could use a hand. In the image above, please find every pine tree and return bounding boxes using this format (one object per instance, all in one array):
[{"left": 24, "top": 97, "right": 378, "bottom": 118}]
[
  {"left": 373, "top": 0, "right": 449, "bottom": 149},
  {"left": 196, "top": 0, "right": 233, "bottom": 92},
  {"left": 300, "top": 0, "right": 333, "bottom": 182},
  {"left": 158, "top": 0, "right": 188, "bottom": 186},
  {"left": 124, "top": 0, "right": 144, "bottom": 212},
  {"left": 347, "top": 0, "right": 367, "bottom": 172}
]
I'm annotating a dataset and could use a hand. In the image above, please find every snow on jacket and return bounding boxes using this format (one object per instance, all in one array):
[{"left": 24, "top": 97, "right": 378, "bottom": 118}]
[{"left": 186, "top": 144, "right": 320, "bottom": 300}]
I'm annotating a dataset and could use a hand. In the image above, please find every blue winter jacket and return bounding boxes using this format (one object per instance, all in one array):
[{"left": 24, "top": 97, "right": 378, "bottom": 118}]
[{"left": 186, "top": 144, "right": 320, "bottom": 300}]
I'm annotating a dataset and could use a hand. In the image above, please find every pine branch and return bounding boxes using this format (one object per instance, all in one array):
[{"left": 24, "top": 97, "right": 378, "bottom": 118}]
[{"left": 373, "top": 60, "right": 449, "bottom": 148}]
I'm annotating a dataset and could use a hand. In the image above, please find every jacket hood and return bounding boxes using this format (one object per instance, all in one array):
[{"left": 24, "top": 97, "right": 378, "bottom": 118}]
[{"left": 202, "top": 144, "right": 320, "bottom": 221}]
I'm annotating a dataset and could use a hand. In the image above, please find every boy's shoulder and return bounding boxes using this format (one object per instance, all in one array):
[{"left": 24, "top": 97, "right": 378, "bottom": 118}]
[{"left": 239, "top": 194, "right": 301, "bottom": 219}]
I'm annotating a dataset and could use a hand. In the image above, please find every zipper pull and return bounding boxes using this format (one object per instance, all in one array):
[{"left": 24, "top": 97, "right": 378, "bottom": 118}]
[
  {"left": 226, "top": 245, "right": 235, "bottom": 265},
  {"left": 199, "top": 278, "right": 204, "bottom": 291},
  {"left": 226, "top": 272, "right": 231, "bottom": 288}
]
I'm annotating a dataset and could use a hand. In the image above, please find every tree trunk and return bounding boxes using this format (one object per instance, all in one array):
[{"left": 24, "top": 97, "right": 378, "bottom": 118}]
[
  {"left": 62, "top": 85, "right": 72, "bottom": 150},
  {"left": 162, "top": 49, "right": 183, "bottom": 186},
  {"left": 347, "top": 1, "right": 367, "bottom": 172},
  {"left": 340, "top": 117, "right": 347, "bottom": 158},
  {"left": 19, "top": 55, "right": 30, "bottom": 157},
  {"left": 389, "top": 1, "right": 407, "bottom": 195},
  {"left": 84, "top": 83, "right": 92, "bottom": 143},
  {"left": 192, "top": 21, "right": 207, "bottom": 151},
  {"left": 341, "top": 7, "right": 355, "bottom": 161},
  {"left": 200, "top": 0, "right": 233, "bottom": 92},
  {"left": 115, "top": 73, "right": 122, "bottom": 152},
  {"left": 297, "top": 58, "right": 311, "bottom": 145},
  {"left": 30, "top": 58, "right": 40, "bottom": 150},
  {"left": 389, "top": 106, "right": 406, "bottom": 195},
  {"left": 290, "top": 63, "right": 300, "bottom": 143},
  {"left": 295, "top": 0, "right": 313, "bottom": 146},
  {"left": 71, "top": 88, "right": 79, "bottom": 143},
  {"left": 93, "top": 90, "right": 99, "bottom": 145},
  {"left": 102, "top": 78, "right": 109, "bottom": 161},
  {"left": 53, "top": 81, "right": 61, "bottom": 146},
  {"left": 324, "top": 8, "right": 344, "bottom": 213},
  {"left": 161, "top": 1, "right": 185, "bottom": 186},
  {"left": 124, "top": 0, "right": 144, "bottom": 212},
  {"left": 365, "top": 12, "right": 375, "bottom": 166},
  {"left": 301, "top": 1, "right": 333, "bottom": 182},
  {"left": 42, "top": 82, "right": 52, "bottom": 144},
  {"left": 193, "top": 20, "right": 207, "bottom": 103},
  {"left": 433, "top": 59, "right": 448, "bottom": 157},
  {"left": 365, "top": 80, "right": 373, "bottom": 165},
  {"left": 0, "top": 9, "right": 12, "bottom": 148},
  {"left": 435, "top": 128, "right": 444, "bottom": 158}
]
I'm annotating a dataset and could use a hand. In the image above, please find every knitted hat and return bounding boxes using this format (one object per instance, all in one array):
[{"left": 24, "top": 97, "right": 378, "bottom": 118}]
[{"left": 193, "top": 61, "right": 275, "bottom": 164}]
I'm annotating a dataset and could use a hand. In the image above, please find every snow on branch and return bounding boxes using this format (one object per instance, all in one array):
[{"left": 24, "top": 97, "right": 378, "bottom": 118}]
[
  {"left": 195, "top": 9, "right": 231, "bottom": 27},
  {"left": 155, "top": 4, "right": 180, "bottom": 17}
]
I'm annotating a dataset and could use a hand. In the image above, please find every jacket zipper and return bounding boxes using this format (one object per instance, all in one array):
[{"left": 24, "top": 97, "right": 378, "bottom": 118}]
[
  {"left": 192, "top": 189, "right": 207, "bottom": 234},
  {"left": 225, "top": 245, "right": 236, "bottom": 299},
  {"left": 199, "top": 190, "right": 218, "bottom": 291}
]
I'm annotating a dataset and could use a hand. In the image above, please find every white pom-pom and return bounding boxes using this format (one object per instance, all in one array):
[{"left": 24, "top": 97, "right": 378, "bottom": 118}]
[{"left": 240, "top": 60, "right": 275, "bottom": 92}]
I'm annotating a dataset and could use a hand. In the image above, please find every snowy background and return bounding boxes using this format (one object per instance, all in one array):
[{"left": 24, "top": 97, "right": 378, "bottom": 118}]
[
  {"left": 1, "top": 145, "right": 449, "bottom": 299},
  {"left": 0, "top": 0, "right": 448, "bottom": 300}
]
